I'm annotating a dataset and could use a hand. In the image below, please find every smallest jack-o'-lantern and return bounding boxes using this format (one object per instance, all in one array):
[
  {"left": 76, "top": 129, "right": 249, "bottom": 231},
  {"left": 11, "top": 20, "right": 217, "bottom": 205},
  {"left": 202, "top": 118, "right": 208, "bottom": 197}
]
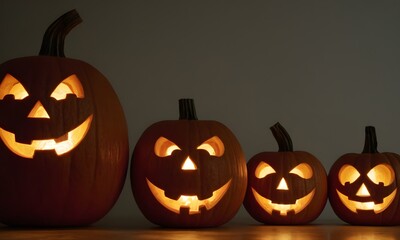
[
  {"left": 329, "top": 126, "right": 400, "bottom": 225},
  {"left": 243, "top": 122, "right": 327, "bottom": 225}
]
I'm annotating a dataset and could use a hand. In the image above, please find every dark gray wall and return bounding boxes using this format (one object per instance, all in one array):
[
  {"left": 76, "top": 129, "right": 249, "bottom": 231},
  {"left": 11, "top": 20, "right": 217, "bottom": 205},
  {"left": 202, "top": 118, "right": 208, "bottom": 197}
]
[{"left": 1, "top": 1, "right": 400, "bottom": 226}]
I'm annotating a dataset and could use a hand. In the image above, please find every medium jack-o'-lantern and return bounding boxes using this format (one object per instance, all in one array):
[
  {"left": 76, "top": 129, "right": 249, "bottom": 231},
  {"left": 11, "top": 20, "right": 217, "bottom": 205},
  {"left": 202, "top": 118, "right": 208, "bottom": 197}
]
[
  {"left": 243, "top": 123, "right": 327, "bottom": 224},
  {"left": 329, "top": 126, "right": 400, "bottom": 225},
  {"left": 131, "top": 99, "right": 247, "bottom": 228},
  {"left": 0, "top": 10, "right": 128, "bottom": 226}
]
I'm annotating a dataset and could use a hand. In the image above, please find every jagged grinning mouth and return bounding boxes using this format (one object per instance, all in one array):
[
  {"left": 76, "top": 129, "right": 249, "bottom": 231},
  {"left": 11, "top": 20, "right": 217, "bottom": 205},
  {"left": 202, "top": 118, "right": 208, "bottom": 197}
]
[
  {"left": 252, "top": 188, "right": 315, "bottom": 216},
  {"left": 146, "top": 178, "right": 231, "bottom": 215},
  {"left": 0, "top": 115, "right": 93, "bottom": 158},
  {"left": 336, "top": 189, "right": 397, "bottom": 214}
]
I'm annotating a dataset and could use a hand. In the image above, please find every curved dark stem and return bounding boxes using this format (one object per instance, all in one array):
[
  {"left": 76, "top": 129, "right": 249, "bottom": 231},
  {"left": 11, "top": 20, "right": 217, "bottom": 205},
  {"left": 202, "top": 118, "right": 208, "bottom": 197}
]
[
  {"left": 362, "top": 126, "right": 379, "bottom": 153},
  {"left": 270, "top": 122, "right": 293, "bottom": 152},
  {"left": 39, "top": 9, "right": 82, "bottom": 57},
  {"left": 179, "top": 99, "right": 198, "bottom": 120}
]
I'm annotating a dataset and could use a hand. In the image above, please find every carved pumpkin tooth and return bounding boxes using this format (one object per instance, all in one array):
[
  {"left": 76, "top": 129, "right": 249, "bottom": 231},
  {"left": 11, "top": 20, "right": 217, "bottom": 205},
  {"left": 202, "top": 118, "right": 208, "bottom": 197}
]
[
  {"left": 146, "top": 179, "right": 231, "bottom": 216},
  {"left": 54, "top": 133, "right": 68, "bottom": 143}
]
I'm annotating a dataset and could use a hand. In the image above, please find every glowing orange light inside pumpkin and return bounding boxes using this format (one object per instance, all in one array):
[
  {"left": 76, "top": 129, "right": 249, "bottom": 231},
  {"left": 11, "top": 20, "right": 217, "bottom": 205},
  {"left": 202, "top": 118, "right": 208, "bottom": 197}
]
[
  {"left": 147, "top": 178, "right": 231, "bottom": 214},
  {"left": 149, "top": 135, "right": 231, "bottom": 214},
  {"left": 0, "top": 115, "right": 93, "bottom": 158},
  {"left": 339, "top": 165, "right": 360, "bottom": 185},
  {"left": 289, "top": 163, "right": 313, "bottom": 179},
  {"left": 181, "top": 157, "right": 197, "bottom": 170},
  {"left": 28, "top": 101, "right": 50, "bottom": 119},
  {"left": 255, "top": 162, "right": 275, "bottom": 179},
  {"left": 197, "top": 136, "right": 224, "bottom": 157},
  {"left": 50, "top": 74, "right": 84, "bottom": 100},
  {"left": 367, "top": 164, "right": 395, "bottom": 186},
  {"left": 277, "top": 178, "right": 289, "bottom": 190},
  {"left": 0, "top": 73, "right": 92, "bottom": 158},
  {"left": 154, "top": 137, "right": 181, "bottom": 157},
  {"left": 0, "top": 74, "right": 29, "bottom": 100},
  {"left": 337, "top": 163, "right": 397, "bottom": 213},
  {"left": 252, "top": 188, "right": 315, "bottom": 216},
  {"left": 252, "top": 162, "right": 315, "bottom": 215},
  {"left": 337, "top": 189, "right": 397, "bottom": 214},
  {"left": 356, "top": 184, "right": 370, "bottom": 197},
  {"left": 155, "top": 136, "right": 225, "bottom": 158}
]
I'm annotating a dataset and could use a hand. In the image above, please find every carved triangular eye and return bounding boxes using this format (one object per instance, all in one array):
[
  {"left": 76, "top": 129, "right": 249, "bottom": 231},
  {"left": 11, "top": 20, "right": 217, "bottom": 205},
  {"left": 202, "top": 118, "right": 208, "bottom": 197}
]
[
  {"left": 50, "top": 74, "right": 84, "bottom": 100},
  {"left": 0, "top": 74, "right": 29, "bottom": 100},
  {"left": 197, "top": 136, "right": 224, "bottom": 157},
  {"left": 154, "top": 137, "right": 181, "bottom": 157}
]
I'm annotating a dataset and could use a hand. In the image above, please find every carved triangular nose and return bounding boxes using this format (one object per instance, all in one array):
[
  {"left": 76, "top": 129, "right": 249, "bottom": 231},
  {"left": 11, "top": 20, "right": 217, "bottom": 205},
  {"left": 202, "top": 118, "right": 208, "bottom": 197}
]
[
  {"left": 28, "top": 101, "right": 50, "bottom": 119},
  {"left": 277, "top": 177, "right": 289, "bottom": 190},
  {"left": 181, "top": 156, "right": 197, "bottom": 170},
  {"left": 356, "top": 183, "right": 371, "bottom": 197}
]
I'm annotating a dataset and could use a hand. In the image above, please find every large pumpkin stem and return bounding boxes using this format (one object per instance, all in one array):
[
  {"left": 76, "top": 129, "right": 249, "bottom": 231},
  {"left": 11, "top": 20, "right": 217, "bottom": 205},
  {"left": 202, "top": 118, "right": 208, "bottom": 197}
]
[
  {"left": 270, "top": 122, "right": 293, "bottom": 152},
  {"left": 362, "top": 126, "right": 379, "bottom": 153},
  {"left": 179, "top": 99, "right": 198, "bottom": 120},
  {"left": 39, "top": 9, "right": 82, "bottom": 57}
]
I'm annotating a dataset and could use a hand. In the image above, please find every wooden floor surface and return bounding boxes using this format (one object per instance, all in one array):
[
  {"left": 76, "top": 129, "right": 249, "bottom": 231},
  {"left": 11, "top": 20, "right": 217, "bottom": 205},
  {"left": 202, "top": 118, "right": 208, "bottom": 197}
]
[{"left": 0, "top": 220, "right": 399, "bottom": 240}]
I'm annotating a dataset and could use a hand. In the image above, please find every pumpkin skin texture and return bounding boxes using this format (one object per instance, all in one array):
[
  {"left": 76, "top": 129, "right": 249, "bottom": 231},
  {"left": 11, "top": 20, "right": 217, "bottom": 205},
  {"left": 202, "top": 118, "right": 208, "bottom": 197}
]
[
  {"left": 243, "top": 123, "right": 327, "bottom": 225},
  {"left": 0, "top": 10, "right": 128, "bottom": 226},
  {"left": 131, "top": 99, "right": 247, "bottom": 228},
  {"left": 328, "top": 126, "right": 400, "bottom": 225}
]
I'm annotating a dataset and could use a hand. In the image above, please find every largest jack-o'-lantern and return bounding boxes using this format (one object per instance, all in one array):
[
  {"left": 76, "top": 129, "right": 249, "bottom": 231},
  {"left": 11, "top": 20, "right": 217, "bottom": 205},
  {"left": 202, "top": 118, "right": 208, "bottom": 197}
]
[
  {"left": 329, "top": 126, "right": 400, "bottom": 225},
  {"left": 0, "top": 10, "right": 129, "bottom": 226},
  {"left": 243, "top": 123, "right": 327, "bottom": 225},
  {"left": 131, "top": 99, "right": 247, "bottom": 228}
]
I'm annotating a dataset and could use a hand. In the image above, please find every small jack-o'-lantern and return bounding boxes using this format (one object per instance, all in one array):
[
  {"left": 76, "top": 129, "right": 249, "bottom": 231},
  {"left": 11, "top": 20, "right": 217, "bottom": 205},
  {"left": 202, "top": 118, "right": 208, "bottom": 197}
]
[
  {"left": 131, "top": 99, "right": 247, "bottom": 228},
  {"left": 0, "top": 10, "right": 128, "bottom": 226},
  {"left": 329, "top": 126, "right": 400, "bottom": 225},
  {"left": 243, "top": 122, "right": 327, "bottom": 224}
]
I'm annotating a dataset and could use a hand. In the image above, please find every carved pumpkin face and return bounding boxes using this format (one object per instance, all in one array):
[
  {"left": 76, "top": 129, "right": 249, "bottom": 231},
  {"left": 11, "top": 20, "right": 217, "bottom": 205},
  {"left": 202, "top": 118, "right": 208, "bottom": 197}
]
[
  {"left": 251, "top": 159, "right": 316, "bottom": 216},
  {"left": 243, "top": 123, "right": 327, "bottom": 224},
  {"left": 147, "top": 135, "right": 231, "bottom": 215},
  {"left": 0, "top": 10, "right": 129, "bottom": 227},
  {"left": 329, "top": 126, "right": 400, "bottom": 225},
  {"left": 0, "top": 72, "right": 92, "bottom": 158},
  {"left": 131, "top": 99, "right": 247, "bottom": 228}
]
